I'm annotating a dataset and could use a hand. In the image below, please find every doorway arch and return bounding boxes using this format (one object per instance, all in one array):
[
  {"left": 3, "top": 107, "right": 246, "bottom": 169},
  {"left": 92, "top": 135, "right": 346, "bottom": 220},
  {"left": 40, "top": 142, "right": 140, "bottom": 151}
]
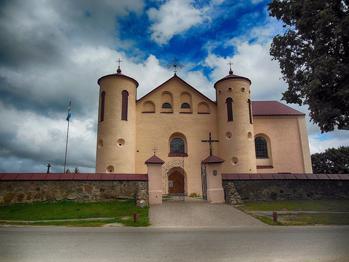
[{"left": 167, "top": 167, "right": 186, "bottom": 195}]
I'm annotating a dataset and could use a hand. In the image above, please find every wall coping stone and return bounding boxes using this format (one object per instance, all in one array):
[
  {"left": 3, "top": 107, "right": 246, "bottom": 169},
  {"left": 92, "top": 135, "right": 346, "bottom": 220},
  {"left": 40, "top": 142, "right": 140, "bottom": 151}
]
[
  {"left": 0, "top": 173, "right": 148, "bottom": 181},
  {"left": 222, "top": 173, "right": 349, "bottom": 180}
]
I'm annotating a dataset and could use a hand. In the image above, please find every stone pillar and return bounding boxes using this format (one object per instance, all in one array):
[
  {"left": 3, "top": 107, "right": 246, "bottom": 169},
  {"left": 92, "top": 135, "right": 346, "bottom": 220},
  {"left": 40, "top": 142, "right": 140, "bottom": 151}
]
[
  {"left": 202, "top": 155, "right": 225, "bottom": 203},
  {"left": 145, "top": 155, "right": 165, "bottom": 205}
]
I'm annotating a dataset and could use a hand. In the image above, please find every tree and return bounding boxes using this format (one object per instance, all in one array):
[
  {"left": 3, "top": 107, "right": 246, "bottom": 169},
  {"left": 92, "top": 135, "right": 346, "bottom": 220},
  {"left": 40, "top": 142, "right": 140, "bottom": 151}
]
[
  {"left": 311, "top": 146, "right": 349, "bottom": 173},
  {"left": 268, "top": 0, "right": 349, "bottom": 132}
]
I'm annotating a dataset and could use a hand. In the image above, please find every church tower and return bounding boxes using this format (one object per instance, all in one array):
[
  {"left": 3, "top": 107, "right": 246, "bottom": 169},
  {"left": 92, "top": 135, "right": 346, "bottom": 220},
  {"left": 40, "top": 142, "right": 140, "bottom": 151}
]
[
  {"left": 96, "top": 65, "right": 138, "bottom": 173},
  {"left": 215, "top": 68, "right": 257, "bottom": 173}
]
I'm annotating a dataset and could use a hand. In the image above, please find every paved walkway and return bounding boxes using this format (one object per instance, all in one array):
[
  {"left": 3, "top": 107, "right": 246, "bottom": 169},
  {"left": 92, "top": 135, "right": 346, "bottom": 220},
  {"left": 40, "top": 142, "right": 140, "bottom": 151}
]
[{"left": 150, "top": 201, "right": 266, "bottom": 227}]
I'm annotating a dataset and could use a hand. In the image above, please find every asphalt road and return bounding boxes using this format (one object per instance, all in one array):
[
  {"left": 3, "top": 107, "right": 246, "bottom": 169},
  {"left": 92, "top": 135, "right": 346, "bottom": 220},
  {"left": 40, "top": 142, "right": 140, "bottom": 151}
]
[{"left": 0, "top": 226, "right": 348, "bottom": 262}]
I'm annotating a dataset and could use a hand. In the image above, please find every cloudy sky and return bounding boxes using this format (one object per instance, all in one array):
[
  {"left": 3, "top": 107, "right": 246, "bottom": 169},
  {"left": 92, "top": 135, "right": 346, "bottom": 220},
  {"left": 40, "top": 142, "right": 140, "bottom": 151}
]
[{"left": 0, "top": 0, "right": 348, "bottom": 173}]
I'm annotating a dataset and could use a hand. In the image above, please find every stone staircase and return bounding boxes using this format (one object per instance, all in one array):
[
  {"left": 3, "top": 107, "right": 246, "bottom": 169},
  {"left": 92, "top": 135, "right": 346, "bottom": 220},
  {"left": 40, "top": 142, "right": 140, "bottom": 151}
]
[{"left": 163, "top": 195, "right": 207, "bottom": 202}]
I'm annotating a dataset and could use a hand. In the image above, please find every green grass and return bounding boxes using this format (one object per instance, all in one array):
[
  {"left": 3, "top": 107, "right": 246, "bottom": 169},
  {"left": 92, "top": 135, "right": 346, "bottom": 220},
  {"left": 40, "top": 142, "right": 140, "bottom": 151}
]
[
  {"left": 255, "top": 213, "right": 349, "bottom": 226},
  {"left": 0, "top": 200, "right": 149, "bottom": 227},
  {"left": 240, "top": 200, "right": 349, "bottom": 212},
  {"left": 0, "top": 219, "right": 120, "bottom": 227},
  {"left": 239, "top": 200, "right": 349, "bottom": 226}
]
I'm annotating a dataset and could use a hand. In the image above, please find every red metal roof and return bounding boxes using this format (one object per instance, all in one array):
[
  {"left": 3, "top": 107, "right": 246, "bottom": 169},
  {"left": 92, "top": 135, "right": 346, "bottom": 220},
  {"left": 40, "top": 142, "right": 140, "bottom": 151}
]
[
  {"left": 202, "top": 155, "right": 224, "bottom": 164},
  {"left": 252, "top": 101, "right": 304, "bottom": 116},
  {"left": 97, "top": 72, "right": 139, "bottom": 87},
  {"left": 214, "top": 72, "right": 252, "bottom": 87},
  {"left": 0, "top": 173, "right": 148, "bottom": 181},
  {"left": 145, "top": 155, "right": 165, "bottom": 165},
  {"left": 222, "top": 173, "right": 349, "bottom": 180}
]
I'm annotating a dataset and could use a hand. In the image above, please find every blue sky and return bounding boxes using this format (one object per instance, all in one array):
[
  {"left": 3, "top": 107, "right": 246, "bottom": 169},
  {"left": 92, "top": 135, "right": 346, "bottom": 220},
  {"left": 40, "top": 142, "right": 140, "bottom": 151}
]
[{"left": 0, "top": 0, "right": 347, "bottom": 172}]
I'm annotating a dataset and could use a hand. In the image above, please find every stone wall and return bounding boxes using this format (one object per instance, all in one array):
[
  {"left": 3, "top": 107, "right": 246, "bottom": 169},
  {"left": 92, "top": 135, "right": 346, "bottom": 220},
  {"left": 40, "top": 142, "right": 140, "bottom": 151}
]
[
  {"left": 0, "top": 180, "right": 148, "bottom": 206},
  {"left": 223, "top": 180, "right": 349, "bottom": 204}
]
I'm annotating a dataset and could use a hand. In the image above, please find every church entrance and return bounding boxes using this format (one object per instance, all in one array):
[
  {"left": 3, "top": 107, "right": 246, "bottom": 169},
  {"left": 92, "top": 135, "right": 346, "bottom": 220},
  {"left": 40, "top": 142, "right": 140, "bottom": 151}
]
[{"left": 168, "top": 170, "right": 184, "bottom": 195}]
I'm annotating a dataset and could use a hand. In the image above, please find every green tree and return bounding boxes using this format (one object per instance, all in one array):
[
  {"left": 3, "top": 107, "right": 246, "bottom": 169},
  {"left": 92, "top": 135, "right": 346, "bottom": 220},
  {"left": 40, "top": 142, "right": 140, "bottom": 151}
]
[
  {"left": 268, "top": 0, "right": 349, "bottom": 132},
  {"left": 311, "top": 146, "right": 349, "bottom": 173}
]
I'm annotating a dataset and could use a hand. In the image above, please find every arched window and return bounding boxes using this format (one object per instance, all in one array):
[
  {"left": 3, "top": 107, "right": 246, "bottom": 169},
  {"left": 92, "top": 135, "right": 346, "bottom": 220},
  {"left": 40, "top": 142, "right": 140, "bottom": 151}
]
[
  {"left": 142, "top": 101, "right": 155, "bottom": 113},
  {"left": 162, "top": 102, "right": 172, "bottom": 109},
  {"left": 181, "top": 102, "right": 190, "bottom": 109},
  {"left": 121, "top": 90, "right": 129, "bottom": 121},
  {"left": 100, "top": 91, "right": 105, "bottom": 122},
  {"left": 170, "top": 138, "right": 185, "bottom": 154},
  {"left": 226, "top": 97, "right": 233, "bottom": 121},
  {"left": 255, "top": 137, "right": 268, "bottom": 158}
]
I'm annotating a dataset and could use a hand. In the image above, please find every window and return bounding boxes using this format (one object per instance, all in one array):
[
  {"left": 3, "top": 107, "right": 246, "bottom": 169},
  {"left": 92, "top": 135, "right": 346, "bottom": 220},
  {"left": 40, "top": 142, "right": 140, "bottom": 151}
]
[
  {"left": 198, "top": 102, "right": 210, "bottom": 114},
  {"left": 142, "top": 101, "right": 155, "bottom": 113},
  {"left": 162, "top": 102, "right": 172, "bottom": 109},
  {"left": 248, "top": 99, "right": 253, "bottom": 124},
  {"left": 170, "top": 138, "right": 185, "bottom": 154},
  {"left": 255, "top": 137, "right": 268, "bottom": 158},
  {"left": 121, "top": 90, "right": 129, "bottom": 121},
  {"left": 181, "top": 102, "right": 190, "bottom": 109},
  {"left": 100, "top": 91, "right": 105, "bottom": 122},
  {"left": 226, "top": 97, "right": 233, "bottom": 121}
]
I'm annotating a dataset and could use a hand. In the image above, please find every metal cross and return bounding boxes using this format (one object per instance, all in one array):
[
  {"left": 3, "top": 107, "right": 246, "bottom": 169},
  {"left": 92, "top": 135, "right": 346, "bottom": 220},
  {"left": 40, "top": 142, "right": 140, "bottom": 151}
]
[
  {"left": 170, "top": 58, "right": 182, "bottom": 75},
  {"left": 152, "top": 146, "right": 158, "bottom": 155},
  {"left": 201, "top": 132, "right": 219, "bottom": 156},
  {"left": 228, "top": 61, "right": 233, "bottom": 74},
  {"left": 117, "top": 58, "right": 122, "bottom": 67},
  {"left": 116, "top": 58, "right": 122, "bottom": 73}
]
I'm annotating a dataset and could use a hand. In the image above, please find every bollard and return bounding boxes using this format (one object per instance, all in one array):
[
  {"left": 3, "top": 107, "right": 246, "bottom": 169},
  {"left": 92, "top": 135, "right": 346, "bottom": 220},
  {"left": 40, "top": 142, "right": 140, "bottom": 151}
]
[
  {"left": 272, "top": 211, "right": 278, "bottom": 223},
  {"left": 133, "top": 213, "right": 139, "bottom": 223}
]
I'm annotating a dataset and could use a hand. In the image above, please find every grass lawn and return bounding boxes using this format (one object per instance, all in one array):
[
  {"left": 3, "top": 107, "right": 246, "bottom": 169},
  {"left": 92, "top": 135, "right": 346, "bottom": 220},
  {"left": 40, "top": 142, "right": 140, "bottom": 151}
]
[
  {"left": 0, "top": 200, "right": 149, "bottom": 227},
  {"left": 238, "top": 200, "right": 349, "bottom": 226},
  {"left": 240, "top": 200, "right": 349, "bottom": 212}
]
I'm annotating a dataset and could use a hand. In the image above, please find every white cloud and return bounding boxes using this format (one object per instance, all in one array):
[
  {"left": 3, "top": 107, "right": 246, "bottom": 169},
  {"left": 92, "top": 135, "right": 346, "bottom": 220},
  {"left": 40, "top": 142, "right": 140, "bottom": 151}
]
[
  {"left": 204, "top": 19, "right": 349, "bottom": 154},
  {"left": 205, "top": 40, "right": 286, "bottom": 101},
  {"left": 309, "top": 131, "right": 349, "bottom": 154},
  {"left": 0, "top": 102, "right": 96, "bottom": 172},
  {"left": 147, "top": 0, "right": 207, "bottom": 45}
]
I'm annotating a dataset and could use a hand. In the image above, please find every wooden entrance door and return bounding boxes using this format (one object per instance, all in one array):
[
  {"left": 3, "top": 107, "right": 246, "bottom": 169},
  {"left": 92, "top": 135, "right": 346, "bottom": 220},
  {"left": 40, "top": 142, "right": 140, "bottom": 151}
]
[{"left": 168, "top": 171, "right": 184, "bottom": 195}]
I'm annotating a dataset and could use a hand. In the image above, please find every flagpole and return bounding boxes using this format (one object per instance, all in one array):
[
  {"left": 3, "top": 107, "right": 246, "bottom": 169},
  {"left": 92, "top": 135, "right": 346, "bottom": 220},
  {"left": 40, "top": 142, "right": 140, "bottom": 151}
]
[
  {"left": 63, "top": 119, "right": 70, "bottom": 173},
  {"left": 63, "top": 101, "right": 71, "bottom": 173}
]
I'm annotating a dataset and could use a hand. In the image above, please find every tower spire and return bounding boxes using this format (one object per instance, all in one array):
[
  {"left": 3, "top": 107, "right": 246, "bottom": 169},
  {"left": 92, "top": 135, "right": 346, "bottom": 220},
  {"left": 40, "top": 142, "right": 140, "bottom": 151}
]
[{"left": 117, "top": 58, "right": 122, "bottom": 74}]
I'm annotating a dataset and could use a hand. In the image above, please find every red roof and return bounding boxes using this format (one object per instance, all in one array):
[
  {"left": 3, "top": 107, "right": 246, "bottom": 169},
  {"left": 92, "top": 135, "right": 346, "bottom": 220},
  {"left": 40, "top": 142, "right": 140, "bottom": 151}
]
[
  {"left": 252, "top": 101, "right": 304, "bottom": 116},
  {"left": 202, "top": 155, "right": 224, "bottom": 164},
  {"left": 97, "top": 72, "right": 139, "bottom": 87},
  {"left": 0, "top": 173, "right": 148, "bottom": 181},
  {"left": 214, "top": 72, "right": 252, "bottom": 87},
  {"left": 145, "top": 155, "right": 165, "bottom": 165}
]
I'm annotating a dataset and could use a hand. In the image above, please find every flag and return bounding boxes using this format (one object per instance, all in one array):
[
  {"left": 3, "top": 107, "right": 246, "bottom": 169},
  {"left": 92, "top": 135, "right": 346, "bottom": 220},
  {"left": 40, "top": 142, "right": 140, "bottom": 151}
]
[{"left": 66, "top": 101, "right": 72, "bottom": 121}]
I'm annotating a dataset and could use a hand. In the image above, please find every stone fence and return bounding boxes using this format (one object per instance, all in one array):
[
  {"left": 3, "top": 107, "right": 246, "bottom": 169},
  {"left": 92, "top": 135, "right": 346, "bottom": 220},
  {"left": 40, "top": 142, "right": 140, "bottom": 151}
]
[
  {"left": 222, "top": 173, "right": 349, "bottom": 205},
  {"left": 0, "top": 173, "right": 148, "bottom": 206}
]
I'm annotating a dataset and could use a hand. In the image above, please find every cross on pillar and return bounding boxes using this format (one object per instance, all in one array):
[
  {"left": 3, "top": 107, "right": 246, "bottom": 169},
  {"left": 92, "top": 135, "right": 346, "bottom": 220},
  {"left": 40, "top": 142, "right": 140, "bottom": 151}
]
[{"left": 201, "top": 132, "right": 219, "bottom": 156}]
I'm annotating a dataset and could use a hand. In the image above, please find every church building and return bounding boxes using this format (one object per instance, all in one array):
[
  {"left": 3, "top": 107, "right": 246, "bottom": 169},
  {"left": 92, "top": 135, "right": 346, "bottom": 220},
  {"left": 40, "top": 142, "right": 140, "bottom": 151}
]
[{"left": 95, "top": 65, "right": 312, "bottom": 198}]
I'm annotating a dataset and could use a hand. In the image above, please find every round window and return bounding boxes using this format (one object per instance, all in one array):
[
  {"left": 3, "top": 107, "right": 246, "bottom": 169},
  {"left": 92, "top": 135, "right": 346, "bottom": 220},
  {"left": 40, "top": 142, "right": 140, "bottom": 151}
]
[
  {"left": 226, "top": 131, "right": 232, "bottom": 139},
  {"left": 231, "top": 157, "right": 238, "bottom": 165},
  {"left": 117, "top": 138, "right": 125, "bottom": 147},
  {"left": 106, "top": 165, "right": 114, "bottom": 173}
]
